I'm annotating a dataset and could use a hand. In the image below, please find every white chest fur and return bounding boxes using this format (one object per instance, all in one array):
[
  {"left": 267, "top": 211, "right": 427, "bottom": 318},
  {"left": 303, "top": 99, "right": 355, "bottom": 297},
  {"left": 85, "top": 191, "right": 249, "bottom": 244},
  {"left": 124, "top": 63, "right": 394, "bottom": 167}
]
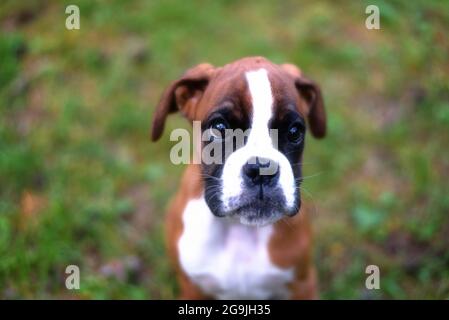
[{"left": 178, "top": 197, "right": 294, "bottom": 300}]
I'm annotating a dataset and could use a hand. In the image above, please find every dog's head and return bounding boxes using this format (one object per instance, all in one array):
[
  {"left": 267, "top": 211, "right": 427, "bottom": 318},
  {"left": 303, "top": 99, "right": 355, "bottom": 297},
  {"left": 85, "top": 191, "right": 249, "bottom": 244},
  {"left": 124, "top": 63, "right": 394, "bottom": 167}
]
[{"left": 152, "top": 57, "right": 326, "bottom": 226}]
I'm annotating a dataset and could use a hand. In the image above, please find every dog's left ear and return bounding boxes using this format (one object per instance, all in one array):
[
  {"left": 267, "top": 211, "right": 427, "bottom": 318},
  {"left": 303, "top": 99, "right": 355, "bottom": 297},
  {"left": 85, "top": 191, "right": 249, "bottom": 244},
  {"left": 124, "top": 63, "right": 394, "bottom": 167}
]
[
  {"left": 151, "top": 63, "right": 215, "bottom": 141},
  {"left": 281, "top": 63, "right": 326, "bottom": 138}
]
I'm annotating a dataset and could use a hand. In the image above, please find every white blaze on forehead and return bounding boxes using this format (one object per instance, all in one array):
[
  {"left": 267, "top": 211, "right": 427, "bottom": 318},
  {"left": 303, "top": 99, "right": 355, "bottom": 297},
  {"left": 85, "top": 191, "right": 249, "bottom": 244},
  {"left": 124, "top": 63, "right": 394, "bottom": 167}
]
[{"left": 245, "top": 69, "right": 273, "bottom": 148}]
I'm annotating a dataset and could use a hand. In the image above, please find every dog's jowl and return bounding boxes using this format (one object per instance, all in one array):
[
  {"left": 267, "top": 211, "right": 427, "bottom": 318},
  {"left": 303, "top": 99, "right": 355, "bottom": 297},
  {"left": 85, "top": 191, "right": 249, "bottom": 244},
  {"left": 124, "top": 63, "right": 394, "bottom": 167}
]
[{"left": 152, "top": 56, "right": 326, "bottom": 299}]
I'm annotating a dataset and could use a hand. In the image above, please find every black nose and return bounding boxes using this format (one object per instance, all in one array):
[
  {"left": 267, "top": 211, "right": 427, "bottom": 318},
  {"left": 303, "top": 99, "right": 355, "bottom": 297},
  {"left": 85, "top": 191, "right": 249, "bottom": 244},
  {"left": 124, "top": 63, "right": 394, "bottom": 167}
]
[{"left": 242, "top": 157, "right": 280, "bottom": 187}]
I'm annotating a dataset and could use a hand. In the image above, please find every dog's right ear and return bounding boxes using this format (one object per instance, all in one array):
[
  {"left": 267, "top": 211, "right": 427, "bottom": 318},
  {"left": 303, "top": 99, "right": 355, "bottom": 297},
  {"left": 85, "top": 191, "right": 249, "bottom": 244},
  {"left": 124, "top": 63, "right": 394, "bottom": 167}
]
[
  {"left": 151, "top": 63, "right": 215, "bottom": 141},
  {"left": 281, "top": 63, "right": 326, "bottom": 139}
]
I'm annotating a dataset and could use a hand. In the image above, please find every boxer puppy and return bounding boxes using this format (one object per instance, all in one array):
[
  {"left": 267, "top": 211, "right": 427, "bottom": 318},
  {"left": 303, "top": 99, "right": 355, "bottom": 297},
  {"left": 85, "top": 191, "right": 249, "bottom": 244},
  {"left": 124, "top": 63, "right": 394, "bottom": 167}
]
[{"left": 151, "top": 56, "right": 326, "bottom": 299}]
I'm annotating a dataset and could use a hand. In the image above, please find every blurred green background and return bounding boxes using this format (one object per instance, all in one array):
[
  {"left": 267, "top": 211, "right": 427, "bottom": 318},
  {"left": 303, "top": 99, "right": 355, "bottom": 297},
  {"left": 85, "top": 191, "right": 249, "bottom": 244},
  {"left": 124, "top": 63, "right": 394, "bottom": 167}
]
[{"left": 1, "top": 0, "right": 449, "bottom": 299}]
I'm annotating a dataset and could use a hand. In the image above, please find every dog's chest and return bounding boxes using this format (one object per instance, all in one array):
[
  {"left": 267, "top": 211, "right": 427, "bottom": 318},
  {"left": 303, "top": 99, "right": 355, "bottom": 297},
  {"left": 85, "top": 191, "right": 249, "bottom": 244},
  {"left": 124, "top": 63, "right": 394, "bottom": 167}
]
[{"left": 178, "top": 197, "right": 294, "bottom": 299}]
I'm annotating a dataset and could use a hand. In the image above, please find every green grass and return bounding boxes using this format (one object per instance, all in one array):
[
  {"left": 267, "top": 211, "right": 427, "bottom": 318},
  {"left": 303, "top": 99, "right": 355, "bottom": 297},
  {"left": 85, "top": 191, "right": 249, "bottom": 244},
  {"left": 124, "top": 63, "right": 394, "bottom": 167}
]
[{"left": 0, "top": 0, "right": 448, "bottom": 299}]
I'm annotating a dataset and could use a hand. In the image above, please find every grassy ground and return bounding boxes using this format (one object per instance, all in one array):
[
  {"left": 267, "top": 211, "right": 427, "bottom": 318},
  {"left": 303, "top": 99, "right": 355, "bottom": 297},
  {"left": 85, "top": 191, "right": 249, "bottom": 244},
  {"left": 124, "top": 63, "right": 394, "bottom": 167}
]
[{"left": 1, "top": 0, "right": 448, "bottom": 299}]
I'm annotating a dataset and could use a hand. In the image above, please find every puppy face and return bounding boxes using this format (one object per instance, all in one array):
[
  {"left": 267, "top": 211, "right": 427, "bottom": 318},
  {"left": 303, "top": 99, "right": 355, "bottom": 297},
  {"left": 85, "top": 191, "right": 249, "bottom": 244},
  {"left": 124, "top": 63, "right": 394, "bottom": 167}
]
[{"left": 152, "top": 57, "right": 326, "bottom": 226}]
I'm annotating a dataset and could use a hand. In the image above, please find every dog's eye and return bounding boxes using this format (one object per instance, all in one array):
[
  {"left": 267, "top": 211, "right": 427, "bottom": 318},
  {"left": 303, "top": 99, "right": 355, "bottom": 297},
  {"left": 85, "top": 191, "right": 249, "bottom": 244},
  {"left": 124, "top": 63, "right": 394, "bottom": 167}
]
[
  {"left": 287, "top": 123, "right": 304, "bottom": 143},
  {"left": 209, "top": 119, "right": 229, "bottom": 139}
]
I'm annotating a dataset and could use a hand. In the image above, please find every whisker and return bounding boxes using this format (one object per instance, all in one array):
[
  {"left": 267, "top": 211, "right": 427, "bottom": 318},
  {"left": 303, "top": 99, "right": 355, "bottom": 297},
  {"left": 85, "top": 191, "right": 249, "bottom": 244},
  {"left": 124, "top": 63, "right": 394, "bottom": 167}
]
[
  {"left": 301, "top": 172, "right": 324, "bottom": 180},
  {"left": 280, "top": 216, "right": 294, "bottom": 230},
  {"left": 295, "top": 185, "right": 318, "bottom": 216}
]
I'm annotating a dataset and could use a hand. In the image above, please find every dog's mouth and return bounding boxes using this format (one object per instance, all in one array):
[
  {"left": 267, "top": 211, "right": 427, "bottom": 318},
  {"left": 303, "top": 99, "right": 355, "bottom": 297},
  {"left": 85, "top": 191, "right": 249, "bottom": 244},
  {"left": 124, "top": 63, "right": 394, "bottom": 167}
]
[
  {"left": 205, "top": 186, "right": 300, "bottom": 227},
  {"left": 230, "top": 201, "right": 286, "bottom": 226}
]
